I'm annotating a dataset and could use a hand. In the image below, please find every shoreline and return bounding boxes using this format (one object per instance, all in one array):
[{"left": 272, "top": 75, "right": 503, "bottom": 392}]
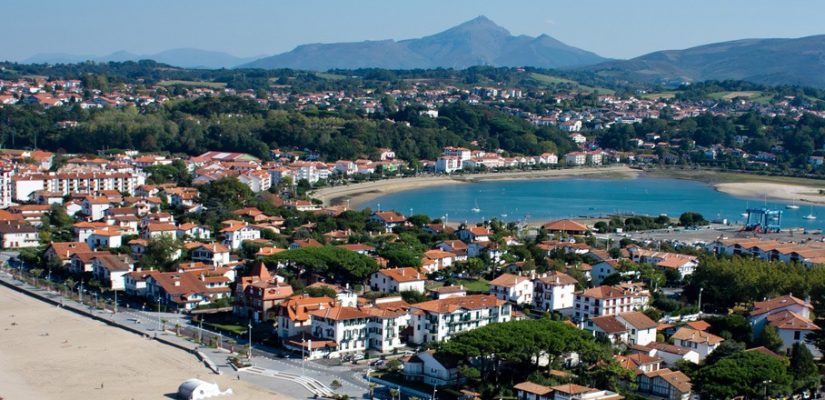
[
  {"left": 714, "top": 182, "right": 825, "bottom": 205},
  {"left": 311, "top": 166, "right": 639, "bottom": 207},
  {"left": 0, "top": 284, "right": 283, "bottom": 400}
]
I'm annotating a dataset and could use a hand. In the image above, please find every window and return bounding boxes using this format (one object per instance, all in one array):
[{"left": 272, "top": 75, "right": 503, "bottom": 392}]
[{"left": 794, "top": 331, "right": 801, "bottom": 341}]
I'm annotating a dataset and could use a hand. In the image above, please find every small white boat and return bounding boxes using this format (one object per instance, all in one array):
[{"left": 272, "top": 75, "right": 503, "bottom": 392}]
[
  {"left": 804, "top": 206, "right": 816, "bottom": 220},
  {"left": 786, "top": 200, "right": 800, "bottom": 210},
  {"left": 471, "top": 199, "right": 481, "bottom": 213}
]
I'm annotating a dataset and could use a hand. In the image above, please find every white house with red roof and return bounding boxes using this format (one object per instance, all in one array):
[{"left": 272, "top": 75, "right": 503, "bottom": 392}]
[
  {"left": 574, "top": 285, "right": 642, "bottom": 322},
  {"left": 749, "top": 294, "right": 821, "bottom": 358},
  {"left": 533, "top": 271, "right": 578, "bottom": 312},
  {"left": 369, "top": 267, "right": 426, "bottom": 294},
  {"left": 457, "top": 225, "right": 492, "bottom": 243},
  {"left": 370, "top": 211, "right": 407, "bottom": 232},
  {"left": 220, "top": 222, "right": 261, "bottom": 250},
  {"left": 409, "top": 294, "right": 511, "bottom": 344},
  {"left": 489, "top": 273, "right": 534, "bottom": 305}
]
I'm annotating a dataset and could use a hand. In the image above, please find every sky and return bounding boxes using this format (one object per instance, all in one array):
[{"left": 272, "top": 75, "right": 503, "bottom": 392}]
[{"left": 2, "top": 0, "right": 823, "bottom": 61}]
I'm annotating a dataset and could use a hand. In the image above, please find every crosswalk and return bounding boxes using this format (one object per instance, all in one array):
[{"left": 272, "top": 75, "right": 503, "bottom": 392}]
[{"left": 242, "top": 365, "right": 336, "bottom": 397}]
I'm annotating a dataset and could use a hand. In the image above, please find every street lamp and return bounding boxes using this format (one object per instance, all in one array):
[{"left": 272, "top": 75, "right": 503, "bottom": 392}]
[
  {"left": 432, "top": 384, "right": 438, "bottom": 400},
  {"left": 763, "top": 380, "right": 772, "bottom": 400},
  {"left": 248, "top": 322, "right": 253, "bottom": 360},
  {"left": 698, "top": 287, "right": 704, "bottom": 314},
  {"left": 157, "top": 296, "right": 162, "bottom": 332}
]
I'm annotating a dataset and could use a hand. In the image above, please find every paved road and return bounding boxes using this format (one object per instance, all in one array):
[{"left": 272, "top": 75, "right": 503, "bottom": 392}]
[{"left": 0, "top": 266, "right": 373, "bottom": 399}]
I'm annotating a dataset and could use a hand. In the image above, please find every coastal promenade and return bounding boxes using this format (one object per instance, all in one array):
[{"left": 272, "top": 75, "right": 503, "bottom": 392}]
[{"left": 0, "top": 266, "right": 371, "bottom": 399}]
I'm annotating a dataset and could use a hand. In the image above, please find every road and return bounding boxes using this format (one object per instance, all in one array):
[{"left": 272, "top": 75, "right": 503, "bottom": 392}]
[{"left": 0, "top": 263, "right": 374, "bottom": 399}]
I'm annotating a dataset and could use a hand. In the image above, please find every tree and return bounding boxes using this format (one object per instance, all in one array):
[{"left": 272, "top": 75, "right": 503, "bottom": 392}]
[
  {"left": 141, "top": 236, "right": 182, "bottom": 271},
  {"left": 701, "top": 340, "right": 745, "bottom": 366},
  {"left": 789, "top": 343, "right": 819, "bottom": 392},
  {"left": 679, "top": 211, "right": 708, "bottom": 227},
  {"left": 400, "top": 290, "right": 428, "bottom": 304},
  {"left": 694, "top": 351, "right": 791, "bottom": 399},
  {"left": 305, "top": 285, "right": 337, "bottom": 299},
  {"left": 758, "top": 325, "right": 784, "bottom": 352}
]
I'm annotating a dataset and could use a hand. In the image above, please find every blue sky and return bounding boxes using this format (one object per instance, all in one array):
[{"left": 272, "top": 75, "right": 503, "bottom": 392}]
[{"left": 2, "top": 0, "right": 822, "bottom": 61}]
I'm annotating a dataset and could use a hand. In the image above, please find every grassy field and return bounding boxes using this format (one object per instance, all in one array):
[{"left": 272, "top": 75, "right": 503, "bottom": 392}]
[
  {"left": 456, "top": 278, "right": 490, "bottom": 293},
  {"left": 647, "top": 168, "right": 825, "bottom": 188},
  {"left": 204, "top": 321, "right": 248, "bottom": 335},
  {"left": 315, "top": 72, "right": 348, "bottom": 81},
  {"left": 640, "top": 91, "right": 677, "bottom": 100},
  {"left": 157, "top": 80, "right": 226, "bottom": 88},
  {"left": 528, "top": 73, "right": 615, "bottom": 95}
]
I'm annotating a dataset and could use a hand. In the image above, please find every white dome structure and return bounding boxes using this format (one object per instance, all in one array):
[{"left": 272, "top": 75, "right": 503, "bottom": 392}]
[{"left": 177, "top": 379, "right": 233, "bottom": 400}]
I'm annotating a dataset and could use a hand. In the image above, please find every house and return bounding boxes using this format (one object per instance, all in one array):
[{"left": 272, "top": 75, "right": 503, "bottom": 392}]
[
  {"left": 220, "top": 222, "right": 261, "bottom": 250},
  {"left": 142, "top": 223, "right": 178, "bottom": 240},
  {"left": 336, "top": 243, "right": 375, "bottom": 255},
  {"left": 586, "top": 312, "right": 657, "bottom": 346},
  {"left": 633, "top": 342, "right": 701, "bottom": 366},
  {"left": 306, "top": 282, "right": 358, "bottom": 307},
  {"left": 514, "top": 382, "right": 554, "bottom": 400},
  {"left": 309, "top": 305, "right": 371, "bottom": 355},
  {"left": 409, "top": 294, "right": 511, "bottom": 344},
  {"left": 489, "top": 273, "right": 534, "bottom": 305},
  {"left": 44, "top": 242, "right": 92, "bottom": 266},
  {"left": 369, "top": 267, "right": 426, "bottom": 294},
  {"left": 543, "top": 219, "right": 589, "bottom": 235},
  {"left": 429, "top": 285, "right": 468, "bottom": 299},
  {"left": 81, "top": 196, "right": 110, "bottom": 221},
  {"left": 615, "top": 353, "right": 662, "bottom": 375},
  {"left": 124, "top": 270, "right": 157, "bottom": 297},
  {"left": 361, "top": 297, "right": 410, "bottom": 352},
  {"left": 670, "top": 327, "right": 724, "bottom": 361},
  {"left": 637, "top": 368, "right": 692, "bottom": 400},
  {"left": 273, "top": 295, "right": 336, "bottom": 339},
  {"left": 0, "top": 221, "right": 39, "bottom": 249},
  {"left": 146, "top": 271, "right": 230, "bottom": 311},
  {"left": 532, "top": 271, "right": 578, "bottom": 313},
  {"left": 435, "top": 240, "right": 469, "bottom": 259},
  {"left": 236, "top": 270, "right": 294, "bottom": 323},
  {"left": 69, "top": 252, "right": 98, "bottom": 273},
  {"left": 564, "top": 152, "right": 587, "bottom": 166},
  {"left": 551, "top": 384, "right": 623, "bottom": 400},
  {"left": 91, "top": 253, "right": 134, "bottom": 290},
  {"left": 627, "top": 247, "right": 698, "bottom": 278},
  {"left": 403, "top": 350, "right": 461, "bottom": 386},
  {"left": 457, "top": 226, "right": 492, "bottom": 243},
  {"left": 86, "top": 226, "right": 123, "bottom": 250},
  {"left": 435, "top": 156, "right": 462, "bottom": 173},
  {"left": 422, "top": 249, "right": 456, "bottom": 272},
  {"left": 749, "top": 294, "right": 821, "bottom": 357},
  {"left": 289, "top": 238, "right": 323, "bottom": 250},
  {"left": 190, "top": 243, "right": 231, "bottom": 266},
  {"left": 371, "top": 211, "right": 407, "bottom": 232},
  {"left": 574, "top": 285, "right": 640, "bottom": 322},
  {"left": 176, "top": 223, "right": 211, "bottom": 240}
]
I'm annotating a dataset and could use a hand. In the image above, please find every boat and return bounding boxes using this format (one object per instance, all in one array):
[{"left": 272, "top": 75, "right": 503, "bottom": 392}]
[
  {"left": 786, "top": 200, "right": 800, "bottom": 210},
  {"left": 471, "top": 199, "right": 481, "bottom": 213},
  {"left": 804, "top": 206, "right": 817, "bottom": 220}
]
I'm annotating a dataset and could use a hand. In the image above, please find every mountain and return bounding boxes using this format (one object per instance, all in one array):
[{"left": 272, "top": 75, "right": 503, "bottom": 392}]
[
  {"left": 241, "top": 16, "right": 606, "bottom": 70},
  {"left": 23, "top": 48, "right": 259, "bottom": 69},
  {"left": 588, "top": 35, "right": 825, "bottom": 88}
]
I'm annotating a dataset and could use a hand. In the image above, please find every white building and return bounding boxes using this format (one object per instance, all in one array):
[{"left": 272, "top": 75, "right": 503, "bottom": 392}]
[
  {"left": 573, "top": 285, "right": 641, "bottom": 322},
  {"left": 436, "top": 156, "right": 462, "bottom": 173},
  {"left": 403, "top": 350, "right": 461, "bottom": 386},
  {"left": 409, "top": 294, "right": 511, "bottom": 345},
  {"left": 86, "top": 226, "right": 123, "bottom": 250},
  {"left": 220, "top": 223, "right": 261, "bottom": 250},
  {"left": 670, "top": 327, "right": 724, "bottom": 361},
  {"left": 0, "top": 221, "right": 39, "bottom": 249},
  {"left": 489, "top": 273, "right": 534, "bottom": 305},
  {"left": 532, "top": 271, "right": 578, "bottom": 312},
  {"left": 369, "top": 267, "right": 426, "bottom": 294},
  {"left": 564, "top": 152, "right": 587, "bottom": 166},
  {"left": 749, "top": 294, "right": 821, "bottom": 358}
]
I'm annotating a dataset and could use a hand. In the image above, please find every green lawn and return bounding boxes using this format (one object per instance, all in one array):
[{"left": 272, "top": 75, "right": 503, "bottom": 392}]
[
  {"left": 157, "top": 80, "right": 226, "bottom": 88},
  {"left": 204, "top": 321, "right": 248, "bottom": 335},
  {"left": 315, "top": 72, "right": 348, "bottom": 81},
  {"left": 457, "top": 278, "right": 490, "bottom": 293},
  {"left": 640, "top": 91, "right": 676, "bottom": 100},
  {"left": 527, "top": 73, "right": 615, "bottom": 95}
]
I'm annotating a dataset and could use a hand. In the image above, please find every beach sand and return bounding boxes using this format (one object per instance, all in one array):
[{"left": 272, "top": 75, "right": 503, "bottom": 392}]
[
  {"left": 715, "top": 182, "right": 825, "bottom": 205},
  {"left": 311, "top": 165, "right": 638, "bottom": 207},
  {"left": 0, "top": 287, "right": 288, "bottom": 400}
]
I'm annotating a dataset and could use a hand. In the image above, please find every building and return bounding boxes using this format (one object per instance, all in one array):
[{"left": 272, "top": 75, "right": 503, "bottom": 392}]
[
  {"left": 574, "top": 285, "right": 640, "bottom": 322},
  {"left": 273, "top": 295, "right": 337, "bottom": 339},
  {"left": 403, "top": 351, "right": 461, "bottom": 386},
  {"left": 220, "top": 223, "right": 261, "bottom": 250},
  {"left": 489, "top": 273, "right": 534, "bottom": 305},
  {"left": 585, "top": 312, "right": 657, "bottom": 346},
  {"left": 91, "top": 253, "right": 134, "bottom": 290},
  {"left": 749, "top": 294, "right": 821, "bottom": 357},
  {"left": 190, "top": 243, "right": 231, "bottom": 266},
  {"left": 309, "top": 305, "right": 371, "bottom": 355},
  {"left": 670, "top": 327, "right": 724, "bottom": 361},
  {"left": 532, "top": 271, "right": 578, "bottom": 312},
  {"left": 627, "top": 247, "right": 698, "bottom": 278},
  {"left": 409, "top": 294, "right": 511, "bottom": 345},
  {"left": 514, "top": 382, "right": 554, "bottom": 400},
  {"left": 44, "top": 241, "right": 92, "bottom": 266},
  {"left": 86, "top": 226, "right": 123, "bottom": 250},
  {"left": 435, "top": 156, "right": 462, "bottom": 173},
  {"left": 542, "top": 219, "right": 589, "bottom": 235},
  {"left": 370, "top": 211, "right": 407, "bottom": 232},
  {"left": 0, "top": 221, "right": 39, "bottom": 248},
  {"left": 637, "top": 368, "right": 692, "bottom": 400},
  {"left": 369, "top": 267, "right": 426, "bottom": 294}
]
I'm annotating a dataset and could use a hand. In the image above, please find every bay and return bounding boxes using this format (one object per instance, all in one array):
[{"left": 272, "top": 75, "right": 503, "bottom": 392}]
[{"left": 359, "top": 177, "right": 825, "bottom": 229}]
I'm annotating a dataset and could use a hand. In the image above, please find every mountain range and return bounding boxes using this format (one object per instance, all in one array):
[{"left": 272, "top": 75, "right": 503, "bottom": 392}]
[
  {"left": 241, "top": 16, "right": 607, "bottom": 70},
  {"left": 18, "top": 16, "right": 825, "bottom": 88},
  {"left": 24, "top": 48, "right": 261, "bottom": 69},
  {"left": 586, "top": 35, "right": 825, "bottom": 88}
]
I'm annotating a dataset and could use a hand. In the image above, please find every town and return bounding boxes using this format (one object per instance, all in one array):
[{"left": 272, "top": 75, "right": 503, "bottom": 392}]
[{"left": 4, "top": 43, "right": 825, "bottom": 400}]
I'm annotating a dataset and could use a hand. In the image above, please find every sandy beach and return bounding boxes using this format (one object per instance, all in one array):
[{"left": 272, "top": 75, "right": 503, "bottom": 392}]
[
  {"left": 715, "top": 182, "right": 825, "bottom": 205},
  {"left": 311, "top": 165, "right": 638, "bottom": 207},
  {"left": 0, "top": 286, "right": 288, "bottom": 400}
]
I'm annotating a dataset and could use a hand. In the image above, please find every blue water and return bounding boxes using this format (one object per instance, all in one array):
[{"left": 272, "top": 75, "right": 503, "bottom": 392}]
[{"left": 361, "top": 177, "right": 825, "bottom": 229}]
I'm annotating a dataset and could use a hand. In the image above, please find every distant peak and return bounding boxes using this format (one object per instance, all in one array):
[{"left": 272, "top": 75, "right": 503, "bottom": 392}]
[{"left": 446, "top": 15, "right": 509, "bottom": 35}]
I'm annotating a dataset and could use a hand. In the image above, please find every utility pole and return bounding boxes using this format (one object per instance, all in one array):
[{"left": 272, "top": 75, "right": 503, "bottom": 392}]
[
  {"left": 79, "top": 279, "right": 84, "bottom": 303},
  {"left": 157, "top": 296, "right": 162, "bottom": 332},
  {"left": 697, "top": 287, "right": 704, "bottom": 315},
  {"left": 113, "top": 290, "right": 117, "bottom": 313}
]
